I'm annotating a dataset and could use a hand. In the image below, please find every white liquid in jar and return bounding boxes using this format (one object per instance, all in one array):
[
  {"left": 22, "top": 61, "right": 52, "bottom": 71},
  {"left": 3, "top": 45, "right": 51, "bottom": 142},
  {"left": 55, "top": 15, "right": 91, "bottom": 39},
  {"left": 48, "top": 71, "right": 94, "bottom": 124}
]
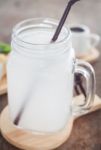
[{"left": 7, "top": 27, "right": 74, "bottom": 133}]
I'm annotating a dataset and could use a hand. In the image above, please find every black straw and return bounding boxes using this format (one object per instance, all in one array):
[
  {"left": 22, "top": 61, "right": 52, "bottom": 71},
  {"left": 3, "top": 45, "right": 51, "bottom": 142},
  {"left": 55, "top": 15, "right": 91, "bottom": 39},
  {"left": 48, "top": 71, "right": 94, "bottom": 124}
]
[
  {"left": 51, "top": 0, "right": 86, "bottom": 98},
  {"left": 75, "top": 74, "right": 86, "bottom": 97},
  {"left": 14, "top": 98, "right": 28, "bottom": 125},
  {"left": 51, "top": 0, "right": 80, "bottom": 42}
]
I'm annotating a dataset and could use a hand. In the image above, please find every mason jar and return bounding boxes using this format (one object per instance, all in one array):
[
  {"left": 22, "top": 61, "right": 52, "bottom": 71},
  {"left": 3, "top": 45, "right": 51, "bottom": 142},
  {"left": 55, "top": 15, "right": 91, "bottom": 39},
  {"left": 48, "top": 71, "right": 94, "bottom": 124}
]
[{"left": 7, "top": 18, "right": 95, "bottom": 133}]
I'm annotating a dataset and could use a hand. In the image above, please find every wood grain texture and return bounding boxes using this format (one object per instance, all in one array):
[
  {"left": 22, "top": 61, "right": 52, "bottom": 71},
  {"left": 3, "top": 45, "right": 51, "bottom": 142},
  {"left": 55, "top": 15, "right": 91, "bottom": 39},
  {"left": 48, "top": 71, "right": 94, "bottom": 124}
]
[
  {"left": 0, "top": 0, "right": 101, "bottom": 150},
  {"left": 0, "top": 75, "right": 7, "bottom": 95},
  {"left": 77, "top": 49, "right": 100, "bottom": 63},
  {"left": 0, "top": 107, "right": 73, "bottom": 150},
  {"left": 0, "top": 95, "right": 101, "bottom": 150}
]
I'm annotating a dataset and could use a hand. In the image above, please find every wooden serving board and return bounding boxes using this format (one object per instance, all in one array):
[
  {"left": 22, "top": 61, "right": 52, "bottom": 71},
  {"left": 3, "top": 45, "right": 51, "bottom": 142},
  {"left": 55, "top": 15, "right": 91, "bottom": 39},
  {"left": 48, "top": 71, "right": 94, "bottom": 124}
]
[
  {"left": 0, "top": 75, "right": 7, "bottom": 95},
  {"left": 0, "top": 95, "right": 101, "bottom": 150},
  {"left": 77, "top": 48, "right": 100, "bottom": 63}
]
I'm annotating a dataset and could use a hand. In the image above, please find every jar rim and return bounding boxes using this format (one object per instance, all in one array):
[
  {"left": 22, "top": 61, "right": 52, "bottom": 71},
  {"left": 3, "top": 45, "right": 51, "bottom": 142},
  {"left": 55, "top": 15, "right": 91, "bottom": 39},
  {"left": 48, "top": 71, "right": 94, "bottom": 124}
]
[{"left": 13, "top": 18, "right": 71, "bottom": 46}]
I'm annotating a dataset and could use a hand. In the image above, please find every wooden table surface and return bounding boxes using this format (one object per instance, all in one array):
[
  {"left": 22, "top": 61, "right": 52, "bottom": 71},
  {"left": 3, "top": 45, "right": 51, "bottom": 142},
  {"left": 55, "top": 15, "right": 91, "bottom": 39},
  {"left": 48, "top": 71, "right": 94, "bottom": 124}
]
[{"left": 0, "top": 0, "right": 101, "bottom": 149}]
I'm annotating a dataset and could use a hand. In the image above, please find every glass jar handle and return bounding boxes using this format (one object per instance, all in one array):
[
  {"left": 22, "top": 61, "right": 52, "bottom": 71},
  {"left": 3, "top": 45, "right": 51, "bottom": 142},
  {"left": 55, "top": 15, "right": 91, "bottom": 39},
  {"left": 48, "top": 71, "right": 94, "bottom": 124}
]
[{"left": 73, "top": 59, "right": 96, "bottom": 116}]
